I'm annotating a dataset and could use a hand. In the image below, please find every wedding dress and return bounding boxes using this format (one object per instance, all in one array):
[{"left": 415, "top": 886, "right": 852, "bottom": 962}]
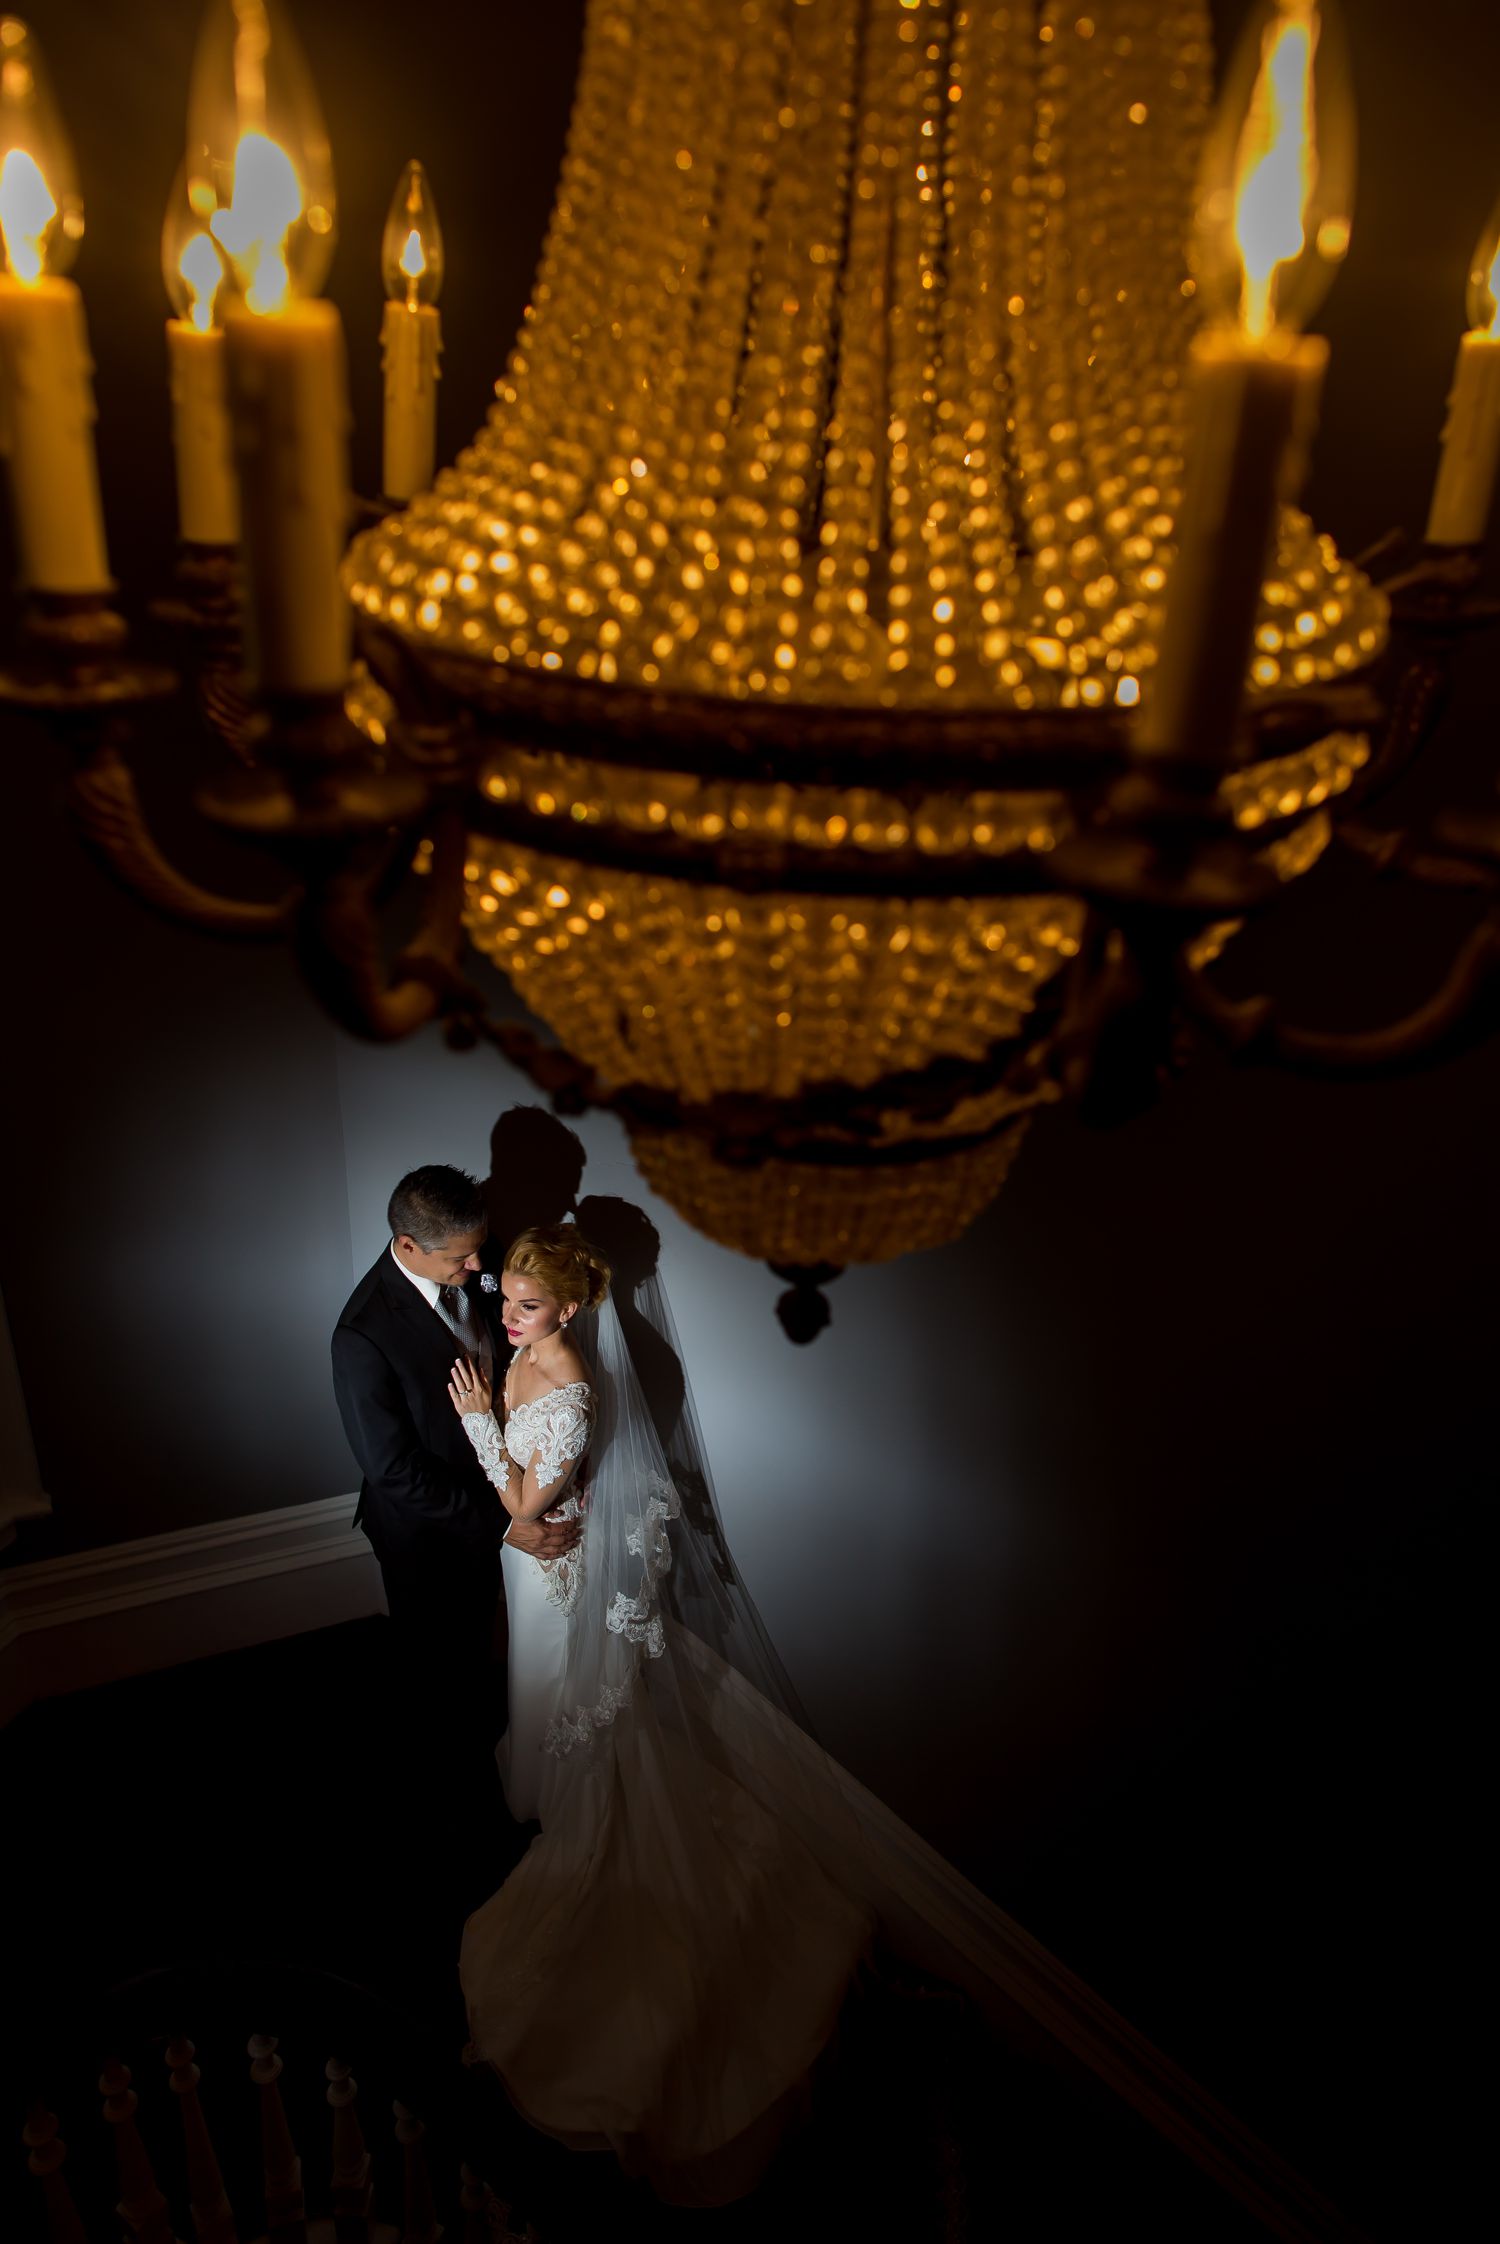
[
  {"left": 465, "top": 1375, "right": 593, "bottom": 1823},
  {"left": 456, "top": 1274, "right": 873, "bottom": 2204}
]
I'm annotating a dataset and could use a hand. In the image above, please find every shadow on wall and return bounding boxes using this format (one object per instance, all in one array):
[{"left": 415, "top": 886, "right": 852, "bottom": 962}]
[
  {"left": 481, "top": 1103, "right": 689, "bottom": 1461},
  {"left": 481, "top": 1105, "right": 586, "bottom": 1254},
  {"left": 481, "top": 1104, "right": 758, "bottom": 1671},
  {"left": 481, "top": 1104, "right": 688, "bottom": 1437}
]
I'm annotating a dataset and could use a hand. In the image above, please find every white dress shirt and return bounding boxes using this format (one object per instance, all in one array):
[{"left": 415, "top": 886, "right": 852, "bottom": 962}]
[
  {"left": 389, "top": 1243, "right": 493, "bottom": 1364},
  {"left": 389, "top": 1239, "right": 443, "bottom": 1311}
]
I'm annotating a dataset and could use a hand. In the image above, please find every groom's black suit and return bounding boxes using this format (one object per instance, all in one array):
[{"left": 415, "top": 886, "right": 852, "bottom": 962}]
[
  {"left": 332, "top": 1248, "right": 503, "bottom": 1569},
  {"left": 332, "top": 1251, "right": 506, "bottom": 1842}
]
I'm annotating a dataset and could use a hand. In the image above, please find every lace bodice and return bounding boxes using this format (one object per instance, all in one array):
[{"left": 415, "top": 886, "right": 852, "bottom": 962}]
[
  {"left": 503, "top": 1380, "right": 593, "bottom": 1490},
  {"left": 459, "top": 1370, "right": 593, "bottom": 1613}
]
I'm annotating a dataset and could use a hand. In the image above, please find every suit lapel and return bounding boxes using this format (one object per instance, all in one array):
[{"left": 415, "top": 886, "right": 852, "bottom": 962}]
[
  {"left": 377, "top": 1251, "right": 459, "bottom": 1359},
  {"left": 375, "top": 1255, "right": 504, "bottom": 1378}
]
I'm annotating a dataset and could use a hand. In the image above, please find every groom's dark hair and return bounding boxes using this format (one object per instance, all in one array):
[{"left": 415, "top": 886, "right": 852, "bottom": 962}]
[{"left": 388, "top": 1165, "right": 485, "bottom": 1249}]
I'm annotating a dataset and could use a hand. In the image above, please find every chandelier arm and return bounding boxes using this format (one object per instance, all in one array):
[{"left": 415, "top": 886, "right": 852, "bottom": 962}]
[
  {"left": 66, "top": 735, "right": 297, "bottom": 938},
  {"left": 1334, "top": 651, "right": 1449, "bottom": 815},
  {"left": 193, "top": 664, "right": 256, "bottom": 765},
  {"left": 1373, "top": 538, "right": 1496, "bottom": 621},
  {"left": 1177, "top": 916, "right": 1500, "bottom": 1076},
  {"left": 1346, "top": 541, "right": 1500, "bottom": 811},
  {"left": 146, "top": 546, "right": 254, "bottom": 761},
  {"left": 1350, "top": 528, "right": 1408, "bottom": 577},
  {"left": 1, "top": 591, "right": 291, "bottom": 933},
  {"left": 1060, "top": 908, "right": 1202, "bottom": 1129},
  {"left": 1332, "top": 820, "right": 1500, "bottom": 894},
  {"left": 290, "top": 810, "right": 473, "bottom": 1044}
]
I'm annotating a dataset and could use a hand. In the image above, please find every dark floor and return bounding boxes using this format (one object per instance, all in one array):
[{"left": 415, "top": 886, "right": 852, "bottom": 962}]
[
  {"left": 1006, "top": 1480, "right": 1488, "bottom": 2244},
  {"left": 3, "top": 1617, "right": 1283, "bottom": 2244}
]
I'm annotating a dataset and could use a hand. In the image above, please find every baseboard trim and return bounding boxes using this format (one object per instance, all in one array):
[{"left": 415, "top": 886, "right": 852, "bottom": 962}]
[
  {"left": 0, "top": 1493, "right": 381, "bottom": 1725},
  {"left": 0, "top": 1501, "right": 1363, "bottom": 2242}
]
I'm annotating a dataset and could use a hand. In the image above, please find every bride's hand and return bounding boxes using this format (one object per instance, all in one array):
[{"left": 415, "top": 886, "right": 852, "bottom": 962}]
[{"left": 448, "top": 1355, "right": 493, "bottom": 1417}]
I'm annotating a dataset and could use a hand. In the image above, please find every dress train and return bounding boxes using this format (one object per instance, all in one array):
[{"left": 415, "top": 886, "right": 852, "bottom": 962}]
[{"left": 459, "top": 1295, "right": 872, "bottom": 2203}]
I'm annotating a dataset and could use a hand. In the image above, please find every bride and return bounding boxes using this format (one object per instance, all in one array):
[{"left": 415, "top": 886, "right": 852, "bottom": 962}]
[{"left": 445, "top": 1222, "right": 872, "bottom": 2204}]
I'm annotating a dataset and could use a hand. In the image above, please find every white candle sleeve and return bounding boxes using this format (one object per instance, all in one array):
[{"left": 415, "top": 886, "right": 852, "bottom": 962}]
[
  {"left": 1137, "top": 326, "right": 1326, "bottom": 766},
  {"left": 381, "top": 299, "right": 441, "bottom": 502},
  {"left": 1425, "top": 330, "right": 1500, "bottom": 548},
  {"left": 0, "top": 275, "right": 111, "bottom": 595},
  {"left": 167, "top": 319, "right": 239, "bottom": 548},
  {"left": 222, "top": 297, "right": 352, "bottom": 695}
]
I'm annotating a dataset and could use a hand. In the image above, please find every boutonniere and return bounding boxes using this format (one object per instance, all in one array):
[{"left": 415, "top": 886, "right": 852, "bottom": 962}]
[{"left": 479, "top": 1272, "right": 499, "bottom": 1294}]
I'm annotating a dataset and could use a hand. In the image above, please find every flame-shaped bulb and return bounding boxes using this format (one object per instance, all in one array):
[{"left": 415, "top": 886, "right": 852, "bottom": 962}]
[
  {"left": 185, "top": 0, "right": 336, "bottom": 315},
  {"left": 0, "top": 16, "right": 83, "bottom": 283},
  {"left": 162, "top": 162, "right": 231, "bottom": 331},
  {"left": 1464, "top": 194, "right": 1500, "bottom": 339},
  {"left": 1192, "top": 0, "right": 1355, "bottom": 338},
  {"left": 382, "top": 159, "right": 443, "bottom": 310}
]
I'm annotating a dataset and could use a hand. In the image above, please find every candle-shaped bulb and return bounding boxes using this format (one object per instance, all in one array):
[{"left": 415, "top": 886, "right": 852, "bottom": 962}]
[
  {"left": 1425, "top": 192, "right": 1500, "bottom": 547},
  {"left": 0, "top": 14, "right": 109, "bottom": 590},
  {"left": 381, "top": 160, "right": 443, "bottom": 311},
  {"left": 162, "top": 163, "right": 230, "bottom": 332},
  {"left": 380, "top": 159, "right": 443, "bottom": 500},
  {"left": 1192, "top": 0, "right": 1354, "bottom": 338},
  {"left": 0, "top": 16, "right": 83, "bottom": 282},
  {"left": 1464, "top": 195, "right": 1500, "bottom": 339},
  {"left": 186, "top": 0, "right": 336, "bottom": 315},
  {"left": 180, "top": 233, "right": 226, "bottom": 331},
  {"left": 197, "top": 0, "right": 352, "bottom": 691},
  {"left": 162, "top": 157, "right": 238, "bottom": 544}
]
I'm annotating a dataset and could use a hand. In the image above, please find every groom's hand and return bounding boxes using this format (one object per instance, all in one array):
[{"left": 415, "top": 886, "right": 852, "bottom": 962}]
[{"left": 505, "top": 1512, "right": 582, "bottom": 1559}]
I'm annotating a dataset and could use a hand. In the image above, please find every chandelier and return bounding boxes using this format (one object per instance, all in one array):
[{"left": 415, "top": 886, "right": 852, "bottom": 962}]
[{"left": 1, "top": 0, "right": 1497, "bottom": 1335}]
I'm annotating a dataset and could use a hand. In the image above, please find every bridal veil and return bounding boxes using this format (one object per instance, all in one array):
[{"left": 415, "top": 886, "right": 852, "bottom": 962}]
[{"left": 459, "top": 1248, "right": 875, "bottom": 2204}]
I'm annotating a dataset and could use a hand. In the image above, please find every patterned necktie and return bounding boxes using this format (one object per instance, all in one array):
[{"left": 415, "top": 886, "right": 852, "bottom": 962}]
[{"left": 439, "top": 1282, "right": 491, "bottom": 1369}]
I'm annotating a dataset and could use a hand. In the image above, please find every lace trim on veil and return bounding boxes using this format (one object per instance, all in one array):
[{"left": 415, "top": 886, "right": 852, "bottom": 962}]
[{"left": 543, "top": 1469, "right": 679, "bottom": 1756}]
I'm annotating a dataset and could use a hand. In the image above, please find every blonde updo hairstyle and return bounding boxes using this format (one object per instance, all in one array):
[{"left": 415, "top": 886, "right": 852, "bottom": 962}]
[{"left": 504, "top": 1224, "right": 611, "bottom": 1315}]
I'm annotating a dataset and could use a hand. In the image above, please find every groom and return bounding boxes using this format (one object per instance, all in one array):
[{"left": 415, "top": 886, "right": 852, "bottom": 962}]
[{"left": 331, "top": 1164, "right": 579, "bottom": 1853}]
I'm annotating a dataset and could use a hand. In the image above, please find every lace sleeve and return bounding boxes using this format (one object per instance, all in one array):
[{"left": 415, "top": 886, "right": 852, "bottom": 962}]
[
  {"left": 459, "top": 1409, "right": 511, "bottom": 1494},
  {"left": 532, "top": 1388, "right": 593, "bottom": 1493}
]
